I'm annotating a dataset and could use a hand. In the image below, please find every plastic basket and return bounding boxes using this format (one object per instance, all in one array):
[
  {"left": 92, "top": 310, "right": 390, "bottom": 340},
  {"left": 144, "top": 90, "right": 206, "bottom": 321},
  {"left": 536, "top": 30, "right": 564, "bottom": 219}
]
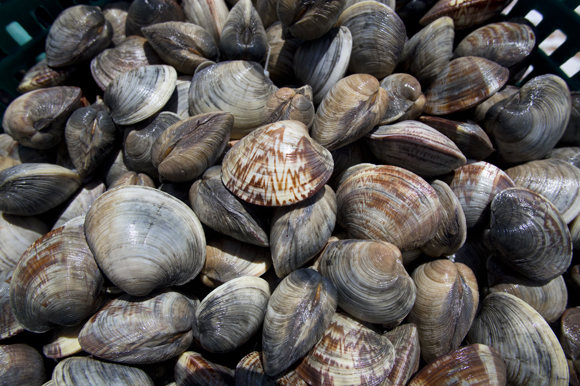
[{"left": 0, "top": 0, "right": 578, "bottom": 119}]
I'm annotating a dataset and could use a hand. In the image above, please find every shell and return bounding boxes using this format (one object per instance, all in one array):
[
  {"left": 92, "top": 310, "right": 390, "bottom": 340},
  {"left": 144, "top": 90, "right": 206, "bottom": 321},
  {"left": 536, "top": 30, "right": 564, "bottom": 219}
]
[
  {"left": 336, "top": 165, "right": 442, "bottom": 251},
  {"left": 264, "top": 22, "right": 301, "bottom": 86},
  {"left": 78, "top": 290, "right": 195, "bottom": 363},
  {"left": 124, "top": 0, "right": 184, "bottom": 36},
  {"left": 98, "top": 148, "right": 130, "bottom": 187},
  {"left": 546, "top": 147, "right": 580, "bottom": 169},
  {"left": 17, "top": 59, "right": 73, "bottom": 93},
  {"left": 219, "top": 0, "right": 267, "bottom": 62},
  {"left": 311, "top": 74, "right": 388, "bottom": 151},
  {"left": 0, "top": 163, "right": 81, "bottom": 216},
  {"left": 336, "top": 1, "right": 406, "bottom": 79},
  {"left": 52, "top": 357, "right": 154, "bottom": 385},
  {"left": 484, "top": 74, "right": 572, "bottom": 165},
  {"left": 277, "top": 0, "right": 345, "bottom": 40},
  {"left": 381, "top": 324, "right": 420, "bottom": 386},
  {"left": 221, "top": 120, "right": 333, "bottom": 206},
  {"left": 467, "top": 292, "right": 569, "bottom": 386},
  {"left": 262, "top": 268, "right": 338, "bottom": 376},
  {"left": 235, "top": 351, "right": 309, "bottom": 385},
  {"left": 43, "top": 325, "right": 83, "bottom": 359},
  {"left": 420, "top": 0, "right": 511, "bottom": 29},
  {"left": 561, "top": 308, "right": 580, "bottom": 360},
  {"left": 175, "top": 352, "right": 235, "bottom": 386},
  {"left": 319, "top": 239, "right": 415, "bottom": 327},
  {"left": 0, "top": 344, "right": 45, "bottom": 386},
  {"left": 365, "top": 120, "right": 466, "bottom": 178},
  {"left": 194, "top": 276, "right": 270, "bottom": 353},
  {"left": 104, "top": 65, "right": 177, "bottom": 126},
  {"left": 182, "top": 0, "right": 229, "bottom": 43},
  {"left": 263, "top": 86, "right": 315, "bottom": 128},
  {"left": 102, "top": 2, "right": 129, "bottom": 46},
  {"left": 3, "top": 86, "right": 82, "bottom": 149},
  {"left": 271, "top": 185, "right": 336, "bottom": 277},
  {"left": 84, "top": 186, "right": 206, "bottom": 296},
  {"left": 486, "top": 187, "right": 572, "bottom": 282},
  {"left": 45, "top": 5, "right": 112, "bottom": 67},
  {"left": 108, "top": 171, "right": 156, "bottom": 189},
  {"left": 408, "top": 259, "right": 479, "bottom": 362},
  {"left": 0, "top": 213, "right": 49, "bottom": 272},
  {"left": 255, "top": 0, "right": 279, "bottom": 29},
  {"left": 52, "top": 179, "right": 106, "bottom": 230},
  {"left": 424, "top": 56, "right": 509, "bottom": 115},
  {"left": 558, "top": 91, "right": 580, "bottom": 146},
  {"left": 9, "top": 216, "right": 104, "bottom": 333},
  {"left": 378, "top": 73, "right": 425, "bottom": 125},
  {"left": 163, "top": 78, "right": 192, "bottom": 119},
  {"left": 0, "top": 271, "right": 24, "bottom": 339},
  {"left": 296, "top": 312, "right": 395, "bottom": 386}
]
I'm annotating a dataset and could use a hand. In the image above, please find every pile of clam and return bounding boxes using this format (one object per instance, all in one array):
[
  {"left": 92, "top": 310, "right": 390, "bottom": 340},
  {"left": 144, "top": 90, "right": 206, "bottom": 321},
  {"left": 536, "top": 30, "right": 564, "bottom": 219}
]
[{"left": 2, "top": 0, "right": 580, "bottom": 384}]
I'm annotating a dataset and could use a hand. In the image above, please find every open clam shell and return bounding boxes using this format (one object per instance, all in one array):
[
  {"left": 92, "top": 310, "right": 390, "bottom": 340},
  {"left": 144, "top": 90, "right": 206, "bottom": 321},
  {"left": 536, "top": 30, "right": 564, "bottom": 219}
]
[
  {"left": 84, "top": 186, "right": 206, "bottom": 296},
  {"left": 219, "top": 0, "right": 267, "bottom": 62},
  {"left": 0, "top": 344, "right": 45, "bottom": 386},
  {"left": 124, "top": 0, "right": 184, "bottom": 36},
  {"left": 52, "top": 357, "right": 154, "bottom": 385},
  {"left": 277, "top": 0, "right": 345, "bottom": 40},
  {"left": 221, "top": 120, "right": 333, "bottom": 206}
]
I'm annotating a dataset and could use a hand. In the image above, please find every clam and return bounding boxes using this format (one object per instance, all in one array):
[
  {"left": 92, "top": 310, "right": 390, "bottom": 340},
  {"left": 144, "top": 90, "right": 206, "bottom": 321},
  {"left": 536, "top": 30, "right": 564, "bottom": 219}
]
[
  {"left": 271, "top": 185, "right": 336, "bottom": 277},
  {"left": 10, "top": 216, "right": 104, "bottom": 333},
  {"left": 420, "top": 0, "right": 511, "bottom": 29},
  {"left": 3, "top": 86, "right": 82, "bottom": 149},
  {"left": 424, "top": 56, "right": 509, "bottom": 115},
  {"left": 454, "top": 22, "right": 535, "bottom": 68},
  {"left": 318, "top": 239, "right": 415, "bottom": 327},
  {"left": 467, "top": 292, "right": 569, "bottom": 386},
  {"left": 175, "top": 351, "right": 235, "bottom": 386},
  {"left": 102, "top": 2, "right": 130, "bottom": 46},
  {"left": 336, "top": 164, "right": 442, "bottom": 251},
  {"left": 189, "top": 166, "right": 270, "bottom": 247},
  {"left": 91, "top": 36, "right": 164, "bottom": 91},
  {"left": 311, "top": 74, "right": 388, "bottom": 151},
  {"left": 398, "top": 16, "right": 454, "bottom": 88},
  {"left": 382, "top": 324, "right": 420, "bottom": 386},
  {"left": 408, "top": 259, "right": 479, "bottom": 362},
  {"left": 181, "top": 0, "right": 229, "bottom": 43},
  {"left": 65, "top": 99, "right": 117, "bottom": 178},
  {"left": 546, "top": 147, "right": 580, "bottom": 169},
  {"left": 296, "top": 312, "right": 395, "bottom": 386},
  {"left": 151, "top": 112, "right": 233, "bottom": 182},
  {"left": 0, "top": 344, "right": 45, "bottom": 386},
  {"left": 265, "top": 22, "right": 301, "bottom": 86},
  {"left": 293, "top": 27, "right": 352, "bottom": 105},
  {"left": 124, "top": 0, "right": 184, "bottom": 36},
  {"left": 0, "top": 213, "right": 49, "bottom": 271},
  {"left": 485, "top": 187, "right": 572, "bottom": 282},
  {"left": 0, "top": 163, "right": 81, "bottom": 216},
  {"left": 142, "top": 22, "right": 219, "bottom": 74},
  {"left": 263, "top": 86, "right": 315, "bottom": 128},
  {"left": 558, "top": 91, "right": 580, "bottom": 146},
  {"left": 561, "top": 308, "right": 580, "bottom": 361},
  {"left": 105, "top": 65, "right": 177, "bottom": 126},
  {"left": 336, "top": 1, "right": 406, "bottom": 79},
  {"left": 163, "top": 79, "right": 192, "bottom": 119},
  {"left": 365, "top": 120, "right": 466, "bottom": 178},
  {"left": 108, "top": 171, "right": 155, "bottom": 189},
  {"left": 378, "top": 73, "right": 425, "bottom": 125},
  {"left": 43, "top": 326, "right": 83, "bottom": 359},
  {"left": 188, "top": 60, "right": 278, "bottom": 139},
  {"left": 471, "top": 84, "right": 520, "bottom": 125},
  {"left": 78, "top": 290, "right": 195, "bottom": 363},
  {"left": 407, "top": 344, "right": 507, "bottom": 386},
  {"left": 84, "top": 186, "right": 206, "bottom": 296},
  {"left": 45, "top": 5, "right": 112, "bottom": 67},
  {"left": 194, "top": 276, "right": 270, "bottom": 353},
  {"left": 277, "top": 0, "right": 345, "bottom": 40},
  {"left": 17, "top": 59, "right": 74, "bottom": 93},
  {"left": 262, "top": 268, "right": 338, "bottom": 376},
  {"left": 219, "top": 0, "right": 267, "bottom": 62},
  {"left": 484, "top": 74, "right": 572, "bottom": 165},
  {"left": 52, "top": 357, "right": 154, "bottom": 385},
  {"left": 235, "top": 351, "right": 309, "bottom": 385},
  {"left": 201, "top": 236, "right": 271, "bottom": 288},
  {"left": 52, "top": 179, "right": 106, "bottom": 229},
  {"left": 221, "top": 120, "right": 333, "bottom": 206},
  {"left": 344, "top": 0, "right": 395, "bottom": 8},
  {"left": 0, "top": 270, "right": 24, "bottom": 339},
  {"left": 255, "top": 0, "right": 279, "bottom": 29}
]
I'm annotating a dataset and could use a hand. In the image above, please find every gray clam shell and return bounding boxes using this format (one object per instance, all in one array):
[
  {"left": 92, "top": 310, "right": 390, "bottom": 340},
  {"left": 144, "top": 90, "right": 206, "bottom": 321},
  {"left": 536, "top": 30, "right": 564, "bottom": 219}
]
[
  {"left": 0, "top": 213, "right": 49, "bottom": 272},
  {"left": 52, "top": 179, "right": 106, "bottom": 230},
  {"left": 219, "top": 0, "right": 267, "bottom": 62},
  {"left": 0, "top": 344, "right": 45, "bottom": 386},
  {"left": 182, "top": 0, "right": 229, "bottom": 43},
  {"left": 52, "top": 357, "right": 154, "bottom": 385},
  {"left": 0, "top": 271, "right": 24, "bottom": 339},
  {"left": 124, "top": 0, "right": 184, "bottom": 37},
  {"left": 277, "top": 0, "right": 346, "bottom": 41}
]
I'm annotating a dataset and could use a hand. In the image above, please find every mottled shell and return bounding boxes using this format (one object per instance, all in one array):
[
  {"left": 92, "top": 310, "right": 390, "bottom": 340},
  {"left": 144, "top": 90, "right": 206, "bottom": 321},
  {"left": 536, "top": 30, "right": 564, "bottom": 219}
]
[
  {"left": 0, "top": 213, "right": 49, "bottom": 271},
  {"left": 424, "top": 56, "right": 509, "bottom": 115},
  {"left": 17, "top": 59, "right": 73, "bottom": 93},
  {"left": 420, "top": 0, "right": 511, "bottom": 29},
  {"left": 0, "top": 344, "right": 45, "bottom": 386},
  {"left": 311, "top": 74, "right": 388, "bottom": 151},
  {"left": 175, "top": 352, "right": 235, "bottom": 386},
  {"left": 408, "top": 259, "right": 479, "bottom": 362},
  {"left": 221, "top": 120, "right": 333, "bottom": 206},
  {"left": 296, "top": 312, "right": 395, "bottom": 386},
  {"left": 277, "top": 0, "right": 345, "bottom": 40},
  {"left": 262, "top": 268, "right": 338, "bottom": 376},
  {"left": 9, "top": 217, "right": 104, "bottom": 333},
  {"left": 378, "top": 73, "right": 425, "bottom": 125},
  {"left": 124, "top": 0, "right": 184, "bottom": 36},
  {"left": 194, "top": 276, "right": 270, "bottom": 353},
  {"left": 78, "top": 291, "right": 195, "bottom": 363},
  {"left": 407, "top": 344, "right": 507, "bottom": 386},
  {"left": 84, "top": 186, "right": 206, "bottom": 296},
  {"left": 336, "top": 165, "right": 442, "bottom": 251},
  {"left": 181, "top": 0, "right": 229, "bottom": 43},
  {"left": 467, "top": 292, "right": 569, "bottom": 386},
  {"left": 319, "top": 240, "right": 415, "bottom": 327},
  {"left": 219, "top": 0, "right": 267, "bottom": 62},
  {"left": 0, "top": 163, "right": 81, "bottom": 216},
  {"left": 52, "top": 357, "right": 154, "bottom": 386},
  {"left": 381, "top": 324, "right": 420, "bottom": 386}
]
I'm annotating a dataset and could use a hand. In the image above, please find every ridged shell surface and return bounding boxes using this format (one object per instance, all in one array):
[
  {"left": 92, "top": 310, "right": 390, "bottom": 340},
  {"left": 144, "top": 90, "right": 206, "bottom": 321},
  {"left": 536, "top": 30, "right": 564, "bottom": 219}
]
[
  {"left": 381, "top": 324, "right": 420, "bottom": 386},
  {"left": 182, "top": 0, "right": 229, "bottom": 43},
  {"left": 265, "top": 22, "right": 301, "bottom": 86},
  {"left": 219, "top": 0, "right": 267, "bottom": 62},
  {"left": 235, "top": 351, "right": 309, "bottom": 385},
  {"left": 52, "top": 357, "right": 154, "bottom": 386},
  {"left": 420, "top": 0, "right": 511, "bottom": 29},
  {"left": 17, "top": 59, "right": 73, "bottom": 93},
  {"left": 124, "top": 0, "right": 185, "bottom": 36},
  {"left": 0, "top": 213, "right": 49, "bottom": 271},
  {"left": 43, "top": 325, "right": 83, "bottom": 359},
  {"left": 277, "top": 0, "right": 345, "bottom": 41},
  {"left": 52, "top": 180, "right": 106, "bottom": 230},
  {"left": 379, "top": 73, "right": 425, "bottom": 125},
  {"left": 0, "top": 344, "right": 45, "bottom": 386}
]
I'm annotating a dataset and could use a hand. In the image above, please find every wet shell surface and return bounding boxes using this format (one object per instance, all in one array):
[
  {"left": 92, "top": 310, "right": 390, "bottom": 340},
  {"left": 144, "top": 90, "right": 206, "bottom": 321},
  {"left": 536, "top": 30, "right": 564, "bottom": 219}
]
[
  {"left": 52, "top": 357, "right": 154, "bottom": 385},
  {"left": 52, "top": 179, "right": 106, "bottom": 230},
  {"left": 221, "top": 120, "right": 333, "bottom": 206},
  {"left": 382, "top": 324, "right": 420, "bottom": 386},
  {"left": 17, "top": 59, "right": 73, "bottom": 93},
  {"left": 84, "top": 186, "right": 206, "bottom": 296}
]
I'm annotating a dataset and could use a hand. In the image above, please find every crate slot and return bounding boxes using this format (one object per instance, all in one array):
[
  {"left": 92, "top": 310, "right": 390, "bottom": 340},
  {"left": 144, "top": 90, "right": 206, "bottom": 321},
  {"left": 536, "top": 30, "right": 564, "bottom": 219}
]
[
  {"left": 6, "top": 21, "right": 33, "bottom": 46},
  {"left": 539, "top": 29, "right": 567, "bottom": 56},
  {"left": 525, "top": 9, "right": 544, "bottom": 26},
  {"left": 34, "top": 6, "right": 55, "bottom": 27},
  {"left": 560, "top": 52, "right": 580, "bottom": 77},
  {"left": 502, "top": 0, "right": 518, "bottom": 15},
  {"left": 575, "top": 5, "right": 580, "bottom": 15}
]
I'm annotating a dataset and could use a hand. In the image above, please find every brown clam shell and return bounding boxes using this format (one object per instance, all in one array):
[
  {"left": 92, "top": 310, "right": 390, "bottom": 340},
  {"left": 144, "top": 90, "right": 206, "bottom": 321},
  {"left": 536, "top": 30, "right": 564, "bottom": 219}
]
[
  {"left": 0, "top": 344, "right": 45, "bottom": 386},
  {"left": 378, "top": 73, "right": 426, "bottom": 125},
  {"left": 17, "top": 59, "right": 73, "bottom": 94},
  {"left": 175, "top": 351, "right": 235, "bottom": 386},
  {"left": 381, "top": 324, "right": 420, "bottom": 386},
  {"left": 420, "top": 0, "right": 511, "bottom": 29}
]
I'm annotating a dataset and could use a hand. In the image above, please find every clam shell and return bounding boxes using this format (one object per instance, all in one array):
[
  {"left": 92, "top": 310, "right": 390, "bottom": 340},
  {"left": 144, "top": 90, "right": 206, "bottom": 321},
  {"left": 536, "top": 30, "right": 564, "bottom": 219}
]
[
  {"left": 472, "top": 84, "right": 519, "bottom": 125},
  {"left": 84, "top": 186, "right": 206, "bottom": 296},
  {"left": 221, "top": 120, "right": 333, "bottom": 206},
  {"left": 255, "top": 0, "right": 279, "bottom": 29},
  {"left": 10, "top": 216, "right": 104, "bottom": 333},
  {"left": 265, "top": 22, "right": 301, "bottom": 86},
  {"left": 336, "top": 165, "right": 442, "bottom": 251},
  {"left": 277, "top": 0, "right": 345, "bottom": 40},
  {"left": 561, "top": 308, "right": 580, "bottom": 360},
  {"left": 558, "top": 91, "right": 580, "bottom": 146},
  {"left": 0, "top": 163, "right": 81, "bottom": 216},
  {"left": 124, "top": 0, "right": 184, "bottom": 36},
  {"left": 546, "top": 147, "right": 580, "bottom": 169},
  {"left": 420, "top": 0, "right": 511, "bottom": 29},
  {"left": 182, "top": 0, "right": 229, "bottom": 43},
  {"left": 105, "top": 65, "right": 177, "bottom": 126},
  {"left": 407, "top": 344, "right": 507, "bottom": 386},
  {"left": 108, "top": 171, "right": 156, "bottom": 189},
  {"left": 329, "top": 141, "right": 368, "bottom": 188},
  {"left": 45, "top": 5, "right": 112, "bottom": 67},
  {"left": 52, "top": 179, "right": 106, "bottom": 230},
  {"left": 0, "top": 344, "right": 45, "bottom": 386},
  {"left": 43, "top": 325, "right": 83, "bottom": 359},
  {"left": 467, "top": 292, "right": 569, "bottom": 386},
  {"left": 0, "top": 270, "right": 24, "bottom": 339},
  {"left": 163, "top": 79, "right": 192, "bottom": 119},
  {"left": 52, "top": 357, "right": 154, "bottom": 385},
  {"left": 486, "top": 187, "right": 572, "bottom": 282},
  {"left": 263, "top": 86, "right": 315, "bottom": 128},
  {"left": 262, "top": 268, "right": 338, "bottom": 376},
  {"left": 424, "top": 56, "right": 509, "bottom": 115},
  {"left": 0, "top": 213, "right": 49, "bottom": 272},
  {"left": 296, "top": 312, "right": 395, "bottom": 386},
  {"left": 336, "top": 1, "right": 406, "bottom": 79},
  {"left": 235, "top": 351, "right": 308, "bottom": 385},
  {"left": 194, "top": 276, "right": 270, "bottom": 353},
  {"left": 319, "top": 239, "right": 415, "bottom": 327},
  {"left": 175, "top": 352, "right": 235, "bottom": 386},
  {"left": 78, "top": 290, "right": 195, "bottom": 363},
  {"left": 102, "top": 2, "right": 129, "bottom": 46},
  {"left": 381, "top": 324, "right": 420, "bottom": 386},
  {"left": 220, "top": 0, "right": 267, "bottom": 62},
  {"left": 408, "top": 259, "right": 479, "bottom": 362},
  {"left": 311, "top": 74, "right": 388, "bottom": 151},
  {"left": 378, "top": 73, "right": 425, "bottom": 125},
  {"left": 17, "top": 59, "right": 73, "bottom": 93},
  {"left": 98, "top": 148, "right": 130, "bottom": 187}
]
